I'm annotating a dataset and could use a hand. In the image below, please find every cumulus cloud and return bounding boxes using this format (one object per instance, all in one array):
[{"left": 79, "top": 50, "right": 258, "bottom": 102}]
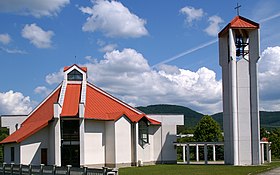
[
  {"left": 0, "top": 0, "right": 69, "bottom": 17},
  {"left": 46, "top": 68, "right": 64, "bottom": 85},
  {"left": 259, "top": 46, "right": 280, "bottom": 111},
  {"left": 46, "top": 48, "right": 222, "bottom": 114},
  {"left": 21, "top": 23, "right": 54, "bottom": 48},
  {"left": 180, "top": 6, "right": 204, "bottom": 25},
  {"left": 0, "top": 91, "right": 33, "bottom": 115},
  {"left": 204, "top": 15, "right": 224, "bottom": 37},
  {"left": 34, "top": 86, "right": 51, "bottom": 97},
  {"left": 80, "top": 0, "right": 148, "bottom": 38},
  {"left": 0, "top": 33, "right": 11, "bottom": 44}
]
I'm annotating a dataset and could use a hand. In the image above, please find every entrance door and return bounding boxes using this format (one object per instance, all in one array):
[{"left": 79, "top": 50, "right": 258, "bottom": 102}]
[
  {"left": 61, "top": 145, "right": 80, "bottom": 167},
  {"left": 61, "top": 120, "right": 80, "bottom": 167},
  {"left": 41, "top": 148, "right": 47, "bottom": 165}
]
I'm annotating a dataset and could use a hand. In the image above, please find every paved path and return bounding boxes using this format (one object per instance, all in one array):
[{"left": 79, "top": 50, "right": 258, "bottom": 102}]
[{"left": 258, "top": 167, "right": 280, "bottom": 175}]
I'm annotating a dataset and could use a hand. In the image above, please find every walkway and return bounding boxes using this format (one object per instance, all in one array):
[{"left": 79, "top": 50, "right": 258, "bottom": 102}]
[{"left": 258, "top": 167, "right": 280, "bottom": 175}]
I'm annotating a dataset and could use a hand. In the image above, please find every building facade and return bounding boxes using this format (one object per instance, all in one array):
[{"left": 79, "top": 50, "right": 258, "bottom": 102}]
[{"left": 0, "top": 65, "right": 184, "bottom": 167}]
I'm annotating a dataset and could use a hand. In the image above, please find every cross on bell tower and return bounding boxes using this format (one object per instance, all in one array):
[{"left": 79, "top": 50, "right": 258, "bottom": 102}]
[
  {"left": 219, "top": 15, "right": 261, "bottom": 165},
  {"left": 235, "top": 3, "right": 241, "bottom": 16}
]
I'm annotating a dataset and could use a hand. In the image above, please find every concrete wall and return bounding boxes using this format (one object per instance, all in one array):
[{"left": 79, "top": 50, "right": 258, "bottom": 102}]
[
  {"left": 105, "top": 121, "right": 115, "bottom": 166},
  {"left": 4, "top": 143, "right": 20, "bottom": 164},
  {"left": 84, "top": 120, "right": 105, "bottom": 166},
  {"left": 237, "top": 59, "right": 252, "bottom": 165},
  {"left": 114, "top": 116, "right": 132, "bottom": 165},
  {"left": 1, "top": 115, "right": 28, "bottom": 134},
  {"left": 147, "top": 115, "right": 184, "bottom": 163},
  {"left": 20, "top": 126, "right": 49, "bottom": 165}
]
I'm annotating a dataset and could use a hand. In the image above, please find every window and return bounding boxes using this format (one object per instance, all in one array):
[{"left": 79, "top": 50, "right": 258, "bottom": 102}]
[
  {"left": 67, "top": 69, "right": 83, "bottom": 81},
  {"left": 11, "top": 147, "right": 14, "bottom": 162},
  {"left": 139, "top": 120, "right": 149, "bottom": 146}
]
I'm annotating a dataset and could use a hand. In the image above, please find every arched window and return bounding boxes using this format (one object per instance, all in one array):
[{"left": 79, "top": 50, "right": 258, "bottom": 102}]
[
  {"left": 67, "top": 69, "right": 83, "bottom": 81},
  {"left": 139, "top": 120, "right": 149, "bottom": 146}
]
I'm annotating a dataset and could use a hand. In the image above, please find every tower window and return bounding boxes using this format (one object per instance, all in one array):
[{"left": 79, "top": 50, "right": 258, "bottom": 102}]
[{"left": 67, "top": 70, "right": 83, "bottom": 81}]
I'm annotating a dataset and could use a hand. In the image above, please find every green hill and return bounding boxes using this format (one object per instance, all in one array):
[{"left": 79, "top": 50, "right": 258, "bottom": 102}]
[{"left": 137, "top": 104, "right": 280, "bottom": 131}]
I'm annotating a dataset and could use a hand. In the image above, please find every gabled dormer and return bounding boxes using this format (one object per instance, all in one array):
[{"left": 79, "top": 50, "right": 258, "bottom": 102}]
[{"left": 63, "top": 64, "right": 87, "bottom": 83}]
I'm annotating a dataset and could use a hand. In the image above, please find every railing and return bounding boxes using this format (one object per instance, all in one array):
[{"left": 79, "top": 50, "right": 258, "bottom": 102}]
[{"left": 0, "top": 163, "right": 118, "bottom": 175}]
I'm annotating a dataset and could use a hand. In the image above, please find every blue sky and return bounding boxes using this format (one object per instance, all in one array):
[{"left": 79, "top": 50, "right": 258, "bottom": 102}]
[{"left": 0, "top": 0, "right": 280, "bottom": 115}]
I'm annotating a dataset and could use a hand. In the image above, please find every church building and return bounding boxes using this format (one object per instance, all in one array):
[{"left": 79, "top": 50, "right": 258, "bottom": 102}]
[{"left": 0, "top": 64, "right": 184, "bottom": 167}]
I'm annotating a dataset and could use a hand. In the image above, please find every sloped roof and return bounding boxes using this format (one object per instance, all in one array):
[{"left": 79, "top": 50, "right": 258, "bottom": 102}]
[
  {"left": 60, "top": 84, "right": 81, "bottom": 117},
  {"left": 64, "top": 64, "right": 87, "bottom": 73},
  {"left": 219, "top": 16, "right": 259, "bottom": 37},
  {"left": 0, "top": 68, "right": 161, "bottom": 144},
  {"left": 0, "top": 85, "right": 61, "bottom": 144},
  {"left": 85, "top": 83, "right": 149, "bottom": 123}
]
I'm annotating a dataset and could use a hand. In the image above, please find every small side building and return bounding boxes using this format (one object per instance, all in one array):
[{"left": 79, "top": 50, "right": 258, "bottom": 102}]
[{"left": 0, "top": 64, "right": 184, "bottom": 168}]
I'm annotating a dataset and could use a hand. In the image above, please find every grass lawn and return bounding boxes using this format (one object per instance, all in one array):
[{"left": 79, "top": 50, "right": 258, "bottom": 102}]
[{"left": 119, "top": 162, "right": 280, "bottom": 175}]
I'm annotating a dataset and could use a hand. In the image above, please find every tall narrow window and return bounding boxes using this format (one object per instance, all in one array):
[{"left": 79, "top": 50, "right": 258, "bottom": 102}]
[
  {"left": 67, "top": 69, "right": 83, "bottom": 81},
  {"left": 139, "top": 120, "right": 149, "bottom": 146},
  {"left": 11, "top": 147, "right": 14, "bottom": 162}
]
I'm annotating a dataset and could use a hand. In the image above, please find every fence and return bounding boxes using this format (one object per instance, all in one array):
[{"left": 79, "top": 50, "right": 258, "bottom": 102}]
[{"left": 0, "top": 163, "right": 118, "bottom": 175}]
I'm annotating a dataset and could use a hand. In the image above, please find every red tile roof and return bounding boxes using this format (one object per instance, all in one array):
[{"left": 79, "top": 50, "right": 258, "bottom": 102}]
[
  {"left": 0, "top": 73, "right": 161, "bottom": 144},
  {"left": 84, "top": 83, "right": 160, "bottom": 124},
  {"left": 0, "top": 85, "right": 61, "bottom": 144},
  {"left": 64, "top": 64, "right": 87, "bottom": 73},
  {"left": 60, "top": 84, "right": 81, "bottom": 117},
  {"left": 219, "top": 16, "right": 259, "bottom": 37}
]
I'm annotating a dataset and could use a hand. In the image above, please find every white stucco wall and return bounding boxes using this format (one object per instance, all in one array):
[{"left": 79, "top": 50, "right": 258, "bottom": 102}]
[
  {"left": 147, "top": 115, "right": 184, "bottom": 163},
  {"left": 4, "top": 143, "right": 20, "bottom": 164},
  {"left": 1, "top": 115, "right": 28, "bottom": 134},
  {"left": 105, "top": 121, "right": 115, "bottom": 165},
  {"left": 20, "top": 125, "right": 49, "bottom": 165},
  {"left": 115, "top": 116, "right": 132, "bottom": 164},
  {"left": 84, "top": 120, "right": 105, "bottom": 165}
]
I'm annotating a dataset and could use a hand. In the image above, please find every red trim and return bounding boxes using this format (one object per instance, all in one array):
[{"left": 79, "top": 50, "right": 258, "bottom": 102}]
[{"left": 64, "top": 64, "right": 87, "bottom": 72}]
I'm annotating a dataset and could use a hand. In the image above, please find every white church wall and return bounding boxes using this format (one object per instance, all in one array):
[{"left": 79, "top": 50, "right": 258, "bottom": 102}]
[
  {"left": 1, "top": 115, "right": 28, "bottom": 135},
  {"left": 137, "top": 125, "right": 161, "bottom": 164},
  {"left": 105, "top": 121, "right": 115, "bottom": 166},
  {"left": 84, "top": 120, "right": 105, "bottom": 166},
  {"left": 20, "top": 126, "right": 49, "bottom": 165},
  {"left": 147, "top": 115, "right": 184, "bottom": 163},
  {"left": 114, "top": 116, "right": 131, "bottom": 165},
  {"left": 237, "top": 59, "right": 252, "bottom": 165},
  {"left": 4, "top": 143, "right": 20, "bottom": 164}
]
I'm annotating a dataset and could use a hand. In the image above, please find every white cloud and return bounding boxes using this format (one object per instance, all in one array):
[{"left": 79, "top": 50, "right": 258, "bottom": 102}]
[
  {"left": 80, "top": 0, "right": 148, "bottom": 38},
  {"left": 180, "top": 6, "right": 204, "bottom": 25},
  {"left": 21, "top": 23, "right": 54, "bottom": 48},
  {"left": 259, "top": 46, "right": 280, "bottom": 111},
  {"left": 46, "top": 48, "right": 222, "bottom": 114},
  {"left": 0, "top": 47, "right": 27, "bottom": 54},
  {"left": 45, "top": 68, "right": 64, "bottom": 85},
  {"left": 34, "top": 86, "right": 51, "bottom": 97},
  {"left": 204, "top": 15, "right": 224, "bottom": 37},
  {"left": 99, "top": 44, "right": 118, "bottom": 53},
  {"left": 0, "top": 0, "right": 69, "bottom": 18},
  {"left": 0, "top": 33, "right": 11, "bottom": 44},
  {"left": 0, "top": 91, "right": 33, "bottom": 115}
]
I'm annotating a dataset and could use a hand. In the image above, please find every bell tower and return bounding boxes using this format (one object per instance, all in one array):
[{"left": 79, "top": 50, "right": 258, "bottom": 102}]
[{"left": 218, "top": 15, "right": 260, "bottom": 165}]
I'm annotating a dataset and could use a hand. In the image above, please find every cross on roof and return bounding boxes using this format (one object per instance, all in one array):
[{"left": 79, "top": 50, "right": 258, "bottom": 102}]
[{"left": 235, "top": 3, "right": 241, "bottom": 16}]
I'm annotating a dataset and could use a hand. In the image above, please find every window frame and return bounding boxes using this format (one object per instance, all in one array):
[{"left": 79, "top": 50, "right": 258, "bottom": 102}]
[
  {"left": 67, "top": 69, "right": 83, "bottom": 81},
  {"left": 139, "top": 119, "right": 149, "bottom": 146}
]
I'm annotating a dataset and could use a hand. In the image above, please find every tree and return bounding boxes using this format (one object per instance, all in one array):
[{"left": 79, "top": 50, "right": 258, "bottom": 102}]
[
  {"left": 194, "top": 115, "right": 223, "bottom": 142},
  {"left": 268, "top": 128, "right": 280, "bottom": 159}
]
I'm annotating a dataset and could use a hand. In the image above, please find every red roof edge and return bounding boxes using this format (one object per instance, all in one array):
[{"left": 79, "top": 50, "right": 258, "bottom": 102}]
[
  {"left": 218, "top": 15, "right": 259, "bottom": 38},
  {"left": 64, "top": 64, "right": 87, "bottom": 73}
]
